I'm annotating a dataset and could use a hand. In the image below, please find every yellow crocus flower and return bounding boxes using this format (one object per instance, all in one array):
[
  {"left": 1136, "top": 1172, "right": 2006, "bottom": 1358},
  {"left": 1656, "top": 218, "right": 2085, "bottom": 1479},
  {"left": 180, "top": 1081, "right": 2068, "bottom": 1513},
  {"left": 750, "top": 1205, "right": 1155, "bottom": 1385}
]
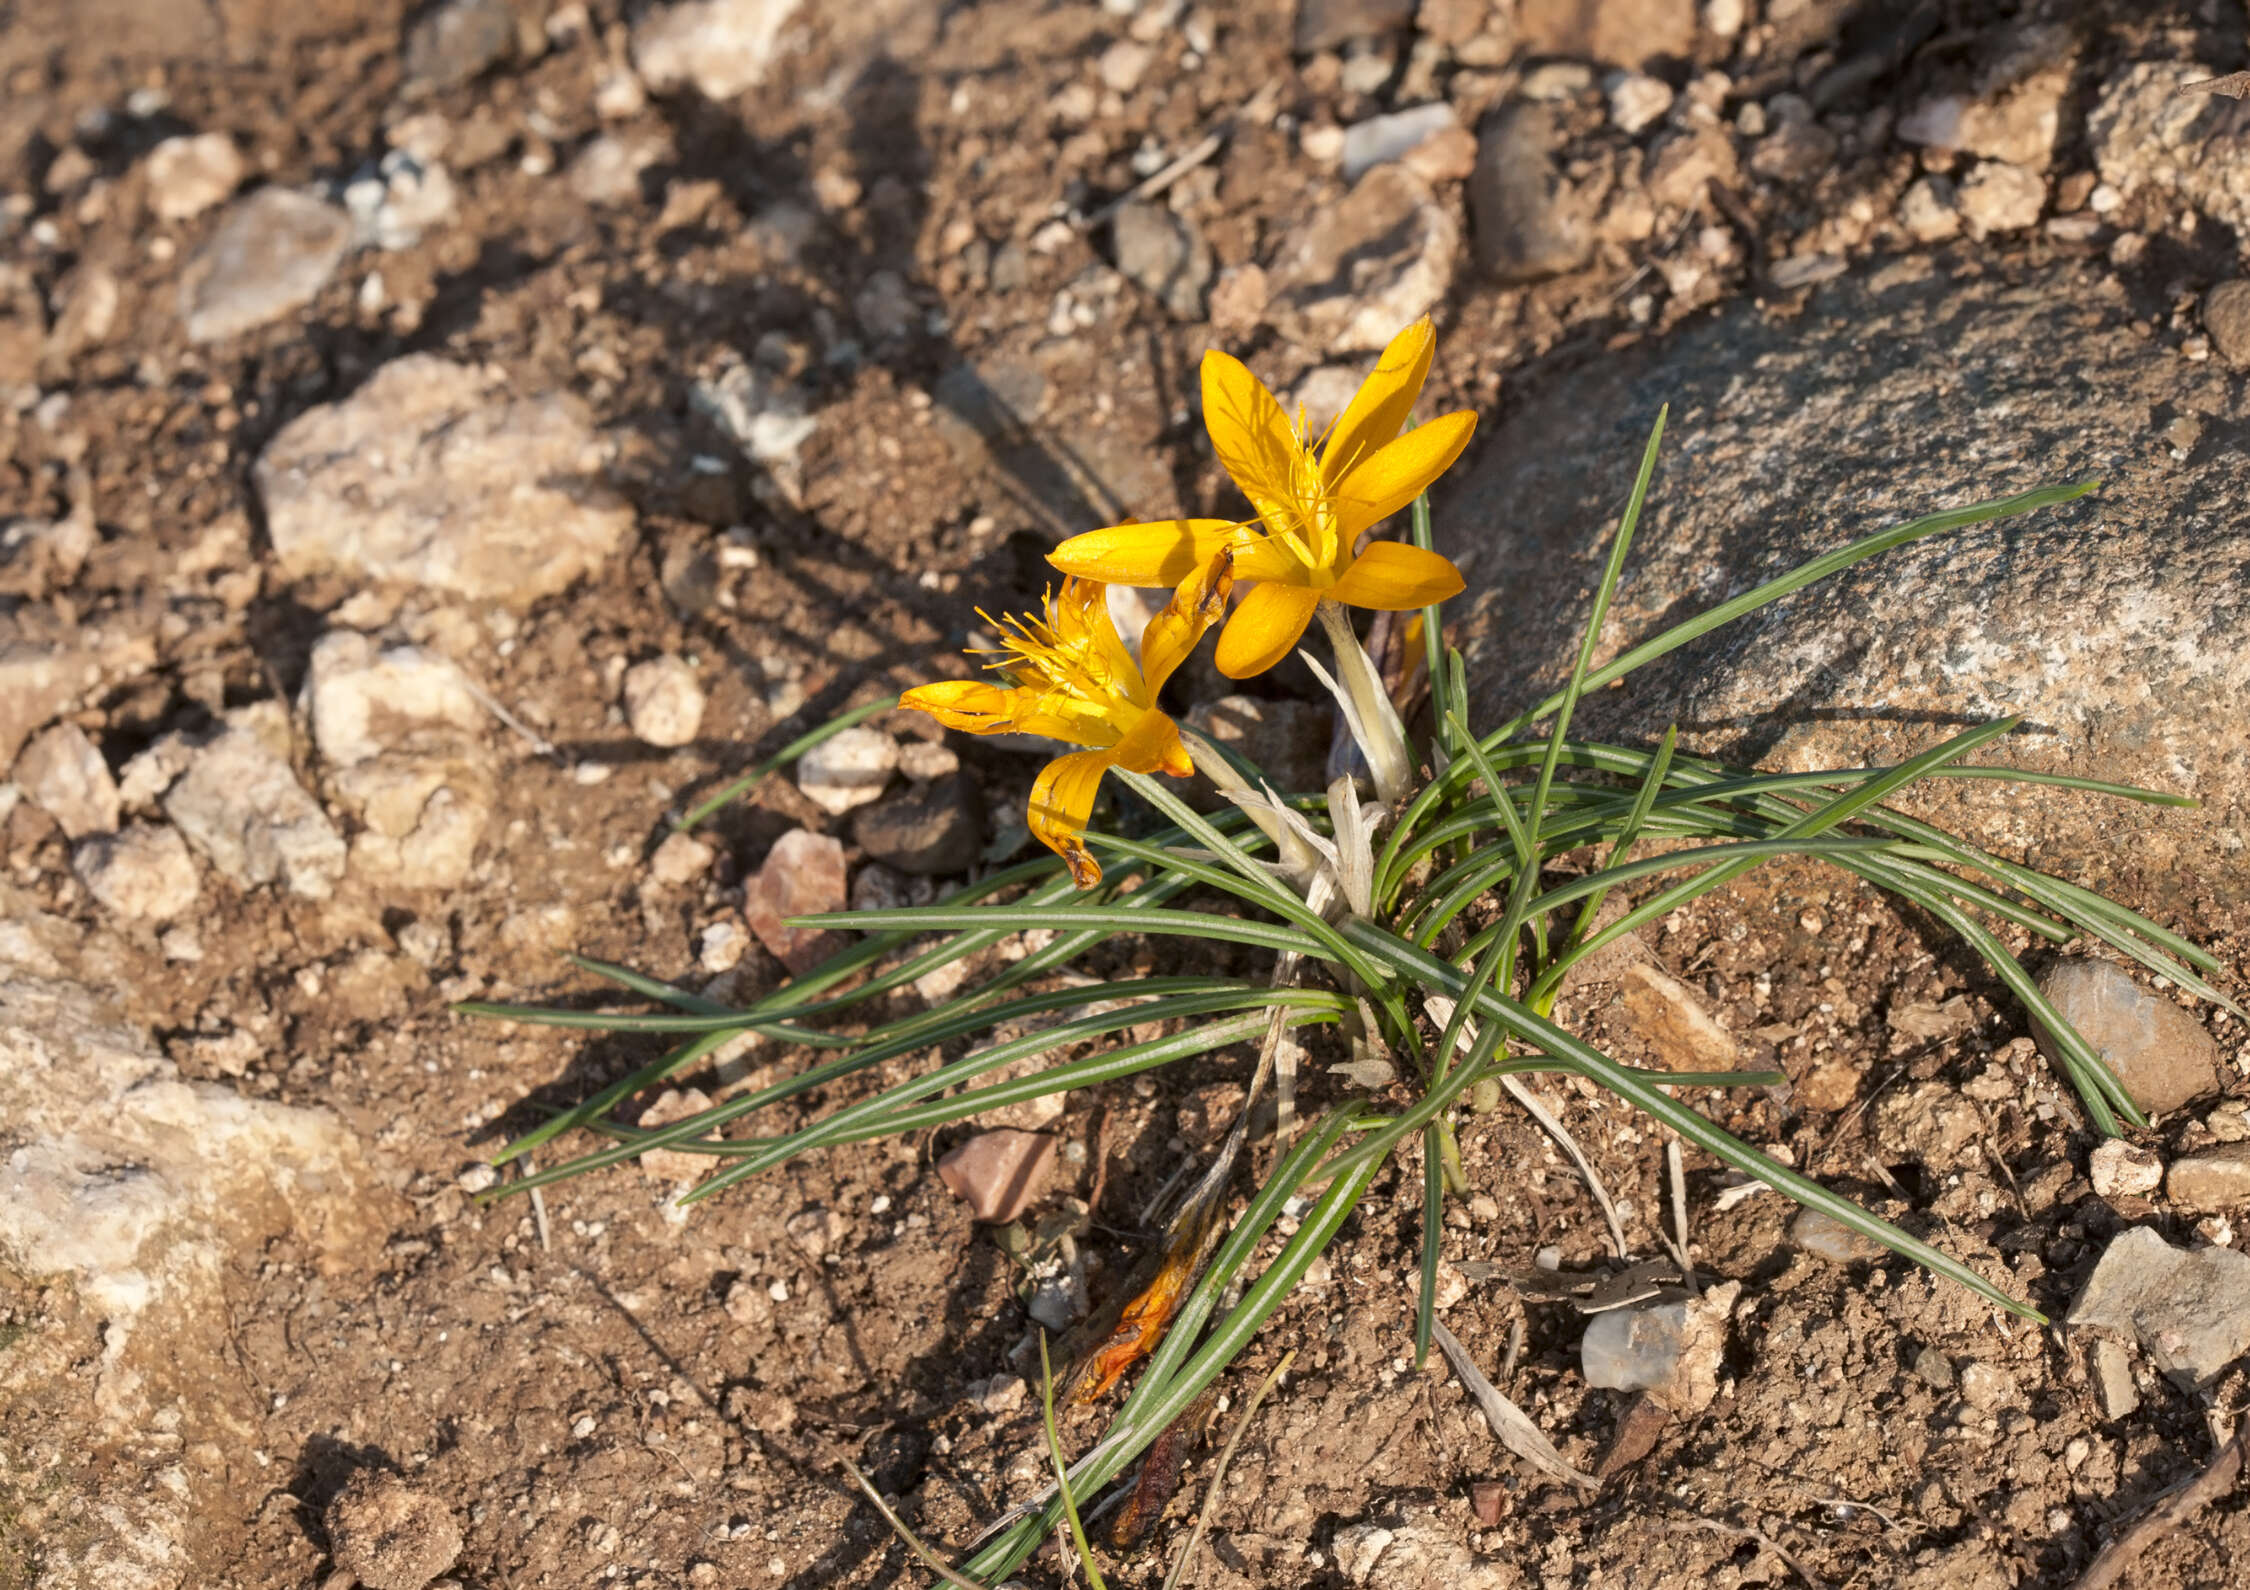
[
  {"left": 900, "top": 551, "right": 1233, "bottom": 888},
  {"left": 1045, "top": 317, "right": 1476, "bottom": 678}
]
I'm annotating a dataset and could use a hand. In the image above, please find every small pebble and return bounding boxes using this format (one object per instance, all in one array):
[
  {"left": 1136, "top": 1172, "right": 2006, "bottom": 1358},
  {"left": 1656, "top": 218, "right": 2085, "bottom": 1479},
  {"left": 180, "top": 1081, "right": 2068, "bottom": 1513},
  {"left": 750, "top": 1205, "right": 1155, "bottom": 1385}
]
[
  {"left": 698, "top": 920, "right": 747, "bottom": 973},
  {"left": 2089, "top": 1137, "right": 2163, "bottom": 1201},
  {"left": 71, "top": 823, "right": 200, "bottom": 920},
  {"left": 2165, "top": 1144, "right": 2250, "bottom": 1213},
  {"left": 2036, "top": 958, "right": 2221, "bottom": 1116},
  {"left": 795, "top": 725, "right": 898, "bottom": 815},
  {"left": 742, "top": 828, "right": 848, "bottom": 973},
  {"left": 16, "top": 723, "right": 119, "bottom": 838},
  {"left": 648, "top": 830, "right": 715, "bottom": 887},
  {"left": 896, "top": 739, "right": 958, "bottom": 782},
  {"left": 936, "top": 1130, "right": 1058, "bottom": 1223},
  {"left": 325, "top": 1471, "right": 463, "bottom": 1590},
  {"left": 623, "top": 655, "right": 705, "bottom": 748},
  {"left": 1606, "top": 73, "right": 1674, "bottom": 137},
  {"left": 146, "top": 132, "right": 244, "bottom": 221},
  {"left": 2204, "top": 280, "right": 2250, "bottom": 368}
]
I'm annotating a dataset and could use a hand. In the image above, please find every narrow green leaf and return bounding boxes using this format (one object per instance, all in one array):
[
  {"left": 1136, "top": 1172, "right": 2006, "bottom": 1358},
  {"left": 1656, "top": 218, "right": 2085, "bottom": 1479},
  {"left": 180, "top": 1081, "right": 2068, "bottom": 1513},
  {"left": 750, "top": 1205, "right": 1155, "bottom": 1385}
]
[{"left": 1348, "top": 919, "right": 2046, "bottom": 1322}]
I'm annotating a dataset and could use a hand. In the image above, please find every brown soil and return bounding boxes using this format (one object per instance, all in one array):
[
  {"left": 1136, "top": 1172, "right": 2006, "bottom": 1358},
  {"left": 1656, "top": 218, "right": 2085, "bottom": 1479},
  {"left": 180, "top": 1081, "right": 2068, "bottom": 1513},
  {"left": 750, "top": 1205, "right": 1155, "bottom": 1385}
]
[{"left": 4, "top": 2, "right": 2249, "bottom": 1588}]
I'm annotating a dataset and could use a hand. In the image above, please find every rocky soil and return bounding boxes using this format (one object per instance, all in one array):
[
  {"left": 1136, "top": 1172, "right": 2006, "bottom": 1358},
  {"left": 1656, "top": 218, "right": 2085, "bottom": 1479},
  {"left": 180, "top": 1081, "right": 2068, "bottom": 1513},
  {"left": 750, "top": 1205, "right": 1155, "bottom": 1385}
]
[{"left": 5, "top": 1, "right": 2250, "bottom": 1588}]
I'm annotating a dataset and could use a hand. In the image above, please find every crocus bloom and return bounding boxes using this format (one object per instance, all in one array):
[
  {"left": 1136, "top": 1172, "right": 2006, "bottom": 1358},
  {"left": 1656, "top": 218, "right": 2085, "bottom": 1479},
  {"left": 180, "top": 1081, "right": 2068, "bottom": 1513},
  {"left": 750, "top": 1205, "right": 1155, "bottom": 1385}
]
[
  {"left": 1045, "top": 318, "right": 1476, "bottom": 678},
  {"left": 900, "top": 552, "right": 1233, "bottom": 888}
]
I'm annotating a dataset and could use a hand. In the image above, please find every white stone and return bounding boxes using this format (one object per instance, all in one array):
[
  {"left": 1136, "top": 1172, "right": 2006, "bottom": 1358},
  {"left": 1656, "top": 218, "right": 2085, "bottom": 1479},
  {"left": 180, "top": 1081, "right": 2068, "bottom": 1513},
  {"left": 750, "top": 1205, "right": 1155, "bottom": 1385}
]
[
  {"left": 301, "top": 631, "right": 493, "bottom": 890},
  {"left": 162, "top": 729, "right": 347, "bottom": 898},
  {"left": 623, "top": 655, "right": 705, "bottom": 748},
  {"left": 1333, "top": 1523, "right": 1394, "bottom": 1584},
  {"left": 796, "top": 725, "right": 898, "bottom": 814},
  {"left": 145, "top": 133, "right": 243, "bottom": 221},
  {"left": 256, "top": 355, "right": 633, "bottom": 604},
  {"left": 343, "top": 151, "right": 456, "bottom": 251},
  {"left": 636, "top": 1087, "right": 717, "bottom": 1183},
  {"left": 1956, "top": 161, "right": 2046, "bottom": 235},
  {"left": 1580, "top": 1281, "right": 1740, "bottom": 1412},
  {"left": 302, "top": 631, "right": 485, "bottom": 768},
  {"left": 1607, "top": 73, "right": 1676, "bottom": 137},
  {"left": 649, "top": 830, "right": 715, "bottom": 887},
  {"left": 1097, "top": 39, "right": 1152, "bottom": 93},
  {"left": 1340, "top": 102, "right": 1459, "bottom": 182},
  {"left": 115, "top": 735, "right": 196, "bottom": 812},
  {"left": 2089, "top": 1137, "right": 2163, "bottom": 1200},
  {"left": 631, "top": 0, "right": 801, "bottom": 101},
  {"left": 71, "top": 825, "right": 199, "bottom": 921},
  {"left": 570, "top": 133, "right": 667, "bottom": 206},
  {"left": 896, "top": 740, "right": 958, "bottom": 782},
  {"left": 699, "top": 919, "right": 747, "bottom": 972},
  {"left": 13, "top": 722, "right": 118, "bottom": 839},
  {"left": 332, "top": 762, "right": 491, "bottom": 889}
]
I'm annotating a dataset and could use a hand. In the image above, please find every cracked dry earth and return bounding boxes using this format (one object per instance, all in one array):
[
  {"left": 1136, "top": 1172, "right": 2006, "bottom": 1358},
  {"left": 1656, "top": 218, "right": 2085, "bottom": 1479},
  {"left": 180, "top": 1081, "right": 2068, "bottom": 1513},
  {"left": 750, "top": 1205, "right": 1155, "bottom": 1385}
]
[{"left": 7, "top": 0, "right": 2250, "bottom": 1588}]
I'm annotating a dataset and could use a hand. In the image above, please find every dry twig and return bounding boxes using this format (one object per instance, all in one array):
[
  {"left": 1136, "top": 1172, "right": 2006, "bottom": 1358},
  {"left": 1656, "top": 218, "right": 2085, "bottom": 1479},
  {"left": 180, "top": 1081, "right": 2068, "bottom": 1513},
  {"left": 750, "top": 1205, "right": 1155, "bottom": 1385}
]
[
  {"left": 2068, "top": 1413, "right": 2250, "bottom": 1590},
  {"left": 1430, "top": 1317, "right": 1597, "bottom": 1492}
]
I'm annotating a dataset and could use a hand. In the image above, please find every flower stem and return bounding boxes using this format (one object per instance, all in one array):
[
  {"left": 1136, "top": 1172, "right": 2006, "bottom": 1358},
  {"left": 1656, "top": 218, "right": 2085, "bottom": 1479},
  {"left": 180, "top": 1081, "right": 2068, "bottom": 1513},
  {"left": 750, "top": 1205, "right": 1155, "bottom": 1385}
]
[{"left": 1315, "top": 599, "right": 1413, "bottom": 805}]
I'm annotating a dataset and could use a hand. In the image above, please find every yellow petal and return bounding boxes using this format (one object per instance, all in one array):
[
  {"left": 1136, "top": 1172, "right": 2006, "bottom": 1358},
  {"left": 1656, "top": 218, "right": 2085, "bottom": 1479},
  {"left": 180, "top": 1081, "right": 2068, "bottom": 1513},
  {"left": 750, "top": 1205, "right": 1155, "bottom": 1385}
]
[
  {"left": 1334, "top": 410, "right": 1477, "bottom": 542},
  {"left": 1054, "top": 576, "right": 1142, "bottom": 693},
  {"left": 1048, "top": 518, "right": 1240, "bottom": 587},
  {"left": 1320, "top": 318, "right": 1433, "bottom": 490},
  {"left": 1329, "top": 540, "right": 1466, "bottom": 610},
  {"left": 1213, "top": 581, "right": 1323, "bottom": 679},
  {"left": 1111, "top": 704, "right": 1192, "bottom": 778},
  {"left": 900, "top": 679, "right": 1016, "bottom": 734},
  {"left": 1028, "top": 749, "right": 1114, "bottom": 889},
  {"left": 1137, "top": 549, "right": 1235, "bottom": 697},
  {"left": 1201, "top": 351, "right": 1309, "bottom": 526}
]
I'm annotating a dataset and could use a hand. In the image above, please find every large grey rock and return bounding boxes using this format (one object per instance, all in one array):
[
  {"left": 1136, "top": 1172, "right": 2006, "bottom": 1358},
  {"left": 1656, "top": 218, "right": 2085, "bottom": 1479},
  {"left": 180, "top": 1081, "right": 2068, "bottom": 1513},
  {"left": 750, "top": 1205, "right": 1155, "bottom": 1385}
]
[
  {"left": 0, "top": 970, "right": 386, "bottom": 1590},
  {"left": 256, "top": 356, "right": 633, "bottom": 604},
  {"left": 2067, "top": 1226, "right": 2250, "bottom": 1387},
  {"left": 1443, "top": 257, "right": 2250, "bottom": 909},
  {"left": 2091, "top": 61, "right": 2250, "bottom": 239}
]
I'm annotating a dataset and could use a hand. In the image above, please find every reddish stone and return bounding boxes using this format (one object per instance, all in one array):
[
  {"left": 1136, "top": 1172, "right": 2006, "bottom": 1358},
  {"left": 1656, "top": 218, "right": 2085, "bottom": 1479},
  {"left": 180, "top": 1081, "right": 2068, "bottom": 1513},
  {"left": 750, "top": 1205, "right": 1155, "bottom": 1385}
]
[
  {"left": 937, "top": 1130, "right": 1058, "bottom": 1224},
  {"left": 741, "top": 827, "right": 847, "bottom": 974}
]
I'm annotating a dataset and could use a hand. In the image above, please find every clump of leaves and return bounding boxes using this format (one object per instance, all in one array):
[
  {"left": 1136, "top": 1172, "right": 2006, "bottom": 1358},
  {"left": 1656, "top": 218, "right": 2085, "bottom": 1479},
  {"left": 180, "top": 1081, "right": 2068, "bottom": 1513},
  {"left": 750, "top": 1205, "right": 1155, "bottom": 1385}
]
[{"left": 465, "top": 416, "right": 2220, "bottom": 1584}]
